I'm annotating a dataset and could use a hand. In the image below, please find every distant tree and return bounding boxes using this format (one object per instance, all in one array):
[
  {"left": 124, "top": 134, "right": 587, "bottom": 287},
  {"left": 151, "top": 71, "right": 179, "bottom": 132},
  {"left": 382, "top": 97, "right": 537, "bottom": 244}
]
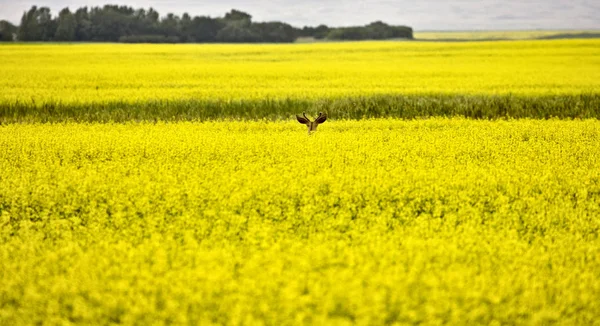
[
  {"left": 9, "top": 5, "right": 412, "bottom": 43},
  {"left": 179, "top": 13, "right": 192, "bottom": 42},
  {"left": 74, "top": 7, "right": 92, "bottom": 41},
  {"left": 217, "top": 9, "right": 258, "bottom": 42},
  {"left": 161, "top": 13, "right": 180, "bottom": 37},
  {"left": 18, "top": 6, "right": 41, "bottom": 41},
  {"left": 18, "top": 6, "right": 56, "bottom": 41},
  {"left": 0, "top": 20, "right": 17, "bottom": 41},
  {"left": 223, "top": 9, "right": 252, "bottom": 22},
  {"left": 37, "top": 7, "right": 56, "bottom": 41},
  {"left": 216, "top": 23, "right": 260, "bottom": 42},
  {"left": 130, "top": 8, "right": 159, "bottom": 35},
  {"left": 89, "top": 5, "right": 134, "bottom": 41},
  {"left": 189, "top": 16, "right": 223, "bottom": 42},
  {"left": 327, "top": 22, "right": 412, "bottom": 40},
  {"left": 251, "top": 22, "right": 296, "bottom": 42},
  {"left": 365, "top": 21, "right": 412, "bottom": 39},
  {"left": 327, "top": 27, "right": 365, "bottom": 40},
  {"left": 54, "top": 8, "right": 77, "bottom": 41},
  {"left": 313, "top": 25, "right": 330, "bottom": 39},
  {"left": 300, "top": 24, "right": 330, "bottom": 39},
  {"left": 145, "top": 7, "right": 160, "bottom": 33}
]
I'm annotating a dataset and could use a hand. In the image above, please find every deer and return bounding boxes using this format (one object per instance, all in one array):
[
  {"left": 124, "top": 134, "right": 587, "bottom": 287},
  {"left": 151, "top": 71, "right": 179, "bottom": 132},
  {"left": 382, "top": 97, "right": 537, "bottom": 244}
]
[{"left": 296, "top": 112, "right": 327, "bottom": 134}]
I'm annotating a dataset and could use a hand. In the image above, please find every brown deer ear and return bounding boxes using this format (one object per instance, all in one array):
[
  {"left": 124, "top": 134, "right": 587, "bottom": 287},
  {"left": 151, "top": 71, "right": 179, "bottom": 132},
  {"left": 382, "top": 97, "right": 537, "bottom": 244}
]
[
  {"left": 315, "top": 113, "right": 327, "bottom": 124},
  {"left": 296, "top": 115, "right": 310, "bottom": 124}
]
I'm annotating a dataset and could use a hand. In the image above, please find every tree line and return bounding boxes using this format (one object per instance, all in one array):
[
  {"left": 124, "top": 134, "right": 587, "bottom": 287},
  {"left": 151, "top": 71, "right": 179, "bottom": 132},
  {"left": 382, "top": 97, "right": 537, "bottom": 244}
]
[{"left": 0, "top": 5, "right": 413, "bottom": 43}]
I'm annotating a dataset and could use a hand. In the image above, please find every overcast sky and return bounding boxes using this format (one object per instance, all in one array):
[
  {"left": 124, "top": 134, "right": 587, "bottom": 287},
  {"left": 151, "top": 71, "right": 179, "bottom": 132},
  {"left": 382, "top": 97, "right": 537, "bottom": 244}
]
[{"left": 1, "top": 0, "right": 599, "bottom": 31}]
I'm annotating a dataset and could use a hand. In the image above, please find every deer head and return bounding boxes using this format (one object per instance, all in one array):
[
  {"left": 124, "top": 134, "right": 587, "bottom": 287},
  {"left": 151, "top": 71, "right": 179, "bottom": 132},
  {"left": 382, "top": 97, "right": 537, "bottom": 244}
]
[{"left": 296, "top": 112, "right": 327, "bottom": 134}]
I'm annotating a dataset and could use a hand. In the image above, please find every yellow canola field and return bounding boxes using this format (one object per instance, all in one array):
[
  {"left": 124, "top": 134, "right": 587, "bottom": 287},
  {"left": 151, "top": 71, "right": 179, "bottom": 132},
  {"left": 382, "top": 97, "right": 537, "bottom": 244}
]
[
  {"left": 1, "top": 119, "right": 599, "bottom": 324},
  {"left": 1, "top": 40, "right": 599, "bottom": 105}
]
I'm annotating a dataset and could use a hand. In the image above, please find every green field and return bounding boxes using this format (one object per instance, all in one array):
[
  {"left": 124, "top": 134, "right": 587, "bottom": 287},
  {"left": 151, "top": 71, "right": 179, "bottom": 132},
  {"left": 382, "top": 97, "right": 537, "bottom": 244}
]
[{"left": 1, "top": 40, "right": 600, "bottom": 324}]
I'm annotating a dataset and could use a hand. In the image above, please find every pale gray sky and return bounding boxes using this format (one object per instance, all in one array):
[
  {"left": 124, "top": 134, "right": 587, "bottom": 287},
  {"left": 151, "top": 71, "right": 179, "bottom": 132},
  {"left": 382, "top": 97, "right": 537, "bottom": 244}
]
[{"left": 1, "top": 0, "right": 599, "bottom": 31}]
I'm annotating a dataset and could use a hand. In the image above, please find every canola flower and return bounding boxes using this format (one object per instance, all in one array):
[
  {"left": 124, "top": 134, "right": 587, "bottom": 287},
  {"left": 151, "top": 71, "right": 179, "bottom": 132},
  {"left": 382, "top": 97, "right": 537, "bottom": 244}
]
[
  {"left": 1, "top": 40, "right": 599, "bottom": 122},
  {"left": 0, "top": 40, "right": 599, "bottom": 106},
  {"left": 1, "top": 119, "right": 599, "bottom": 324}
]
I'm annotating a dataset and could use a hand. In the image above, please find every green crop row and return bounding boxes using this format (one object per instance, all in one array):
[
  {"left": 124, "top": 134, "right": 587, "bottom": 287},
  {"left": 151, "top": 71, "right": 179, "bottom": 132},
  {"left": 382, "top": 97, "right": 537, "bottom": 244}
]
[{"left": 1, "top": 93, "right": 599, "bottom": 123}]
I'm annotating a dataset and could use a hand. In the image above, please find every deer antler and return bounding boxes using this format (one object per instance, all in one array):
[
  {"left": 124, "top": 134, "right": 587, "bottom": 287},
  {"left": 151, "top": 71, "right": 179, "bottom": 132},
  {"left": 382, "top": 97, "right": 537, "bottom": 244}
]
[
  {"left": 297, "top": 112, "right": 327, "bottom": 134},
  {"left": 314, "top": 112, "right": 327, "bottom": 124}
]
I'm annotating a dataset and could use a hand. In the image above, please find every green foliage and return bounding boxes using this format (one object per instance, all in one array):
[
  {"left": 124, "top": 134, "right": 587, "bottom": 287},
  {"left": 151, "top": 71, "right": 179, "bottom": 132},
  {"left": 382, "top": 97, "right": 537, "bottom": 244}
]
[
  {"left": 54, "top": 8, "right": 76, "bottom": 41},
  {"left": 188, "top": 16, "right": 224, "bottom": 42},
  {"left": 223, "top": 9, "right": 253, "bottom": 22},
  {"left": 73, "top": 7, "right": 92, "bottom": 41},
  {"left": 1, "top": 94, "right": 599, "bottom": 123},
  {"left": 216, "top": 23, "right": 260, "bottom": 43},
  {"left": 299, "top": 24, "right": 330, "bottom": 39},
  {"left": 327, "top": 21, "right": 413, "bottom": 40},
  {"left": 251, "top": 22, "right": 297, "bottom": 43},
  {"left": 21, "top": 7, "right": 42, "bottom": 41},
  {"left": 0, "top": 20, "right": 17, "bottom": 41},
  {"left": 88, "top": 5, "right": 135, "bottom": 42},
  {"left": 9, "top": 4, "right": 418, "bottom": 43}
]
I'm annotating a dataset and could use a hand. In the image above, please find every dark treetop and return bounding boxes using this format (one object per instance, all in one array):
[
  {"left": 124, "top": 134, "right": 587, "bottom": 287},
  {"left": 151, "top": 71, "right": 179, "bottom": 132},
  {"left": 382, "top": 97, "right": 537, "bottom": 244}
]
[{"left": 3, "top": 5, "right": 412, "bottom": 43}]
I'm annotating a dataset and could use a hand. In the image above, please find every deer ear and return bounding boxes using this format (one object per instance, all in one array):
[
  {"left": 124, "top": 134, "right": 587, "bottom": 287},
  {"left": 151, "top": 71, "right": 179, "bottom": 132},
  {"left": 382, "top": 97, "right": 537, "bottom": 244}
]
[
  {"left": 315, "top": 113, "right": 327, "bottom": 124},
  {"left": 296, "top": 115, "right": 310, "bottom": 124}
]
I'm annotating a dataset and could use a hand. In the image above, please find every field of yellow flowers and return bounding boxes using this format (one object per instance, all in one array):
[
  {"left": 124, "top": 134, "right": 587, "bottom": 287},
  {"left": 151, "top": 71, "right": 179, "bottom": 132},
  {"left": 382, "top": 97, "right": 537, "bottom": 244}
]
[
  {"left": 1, "top": 119, "right": 600, "bottom": 324},
  {"left": 1, "top": 39, "right": 600, "bottom": 324},
  {"left": 0, "top": 40, "right": 599, "bottom": 122}
]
